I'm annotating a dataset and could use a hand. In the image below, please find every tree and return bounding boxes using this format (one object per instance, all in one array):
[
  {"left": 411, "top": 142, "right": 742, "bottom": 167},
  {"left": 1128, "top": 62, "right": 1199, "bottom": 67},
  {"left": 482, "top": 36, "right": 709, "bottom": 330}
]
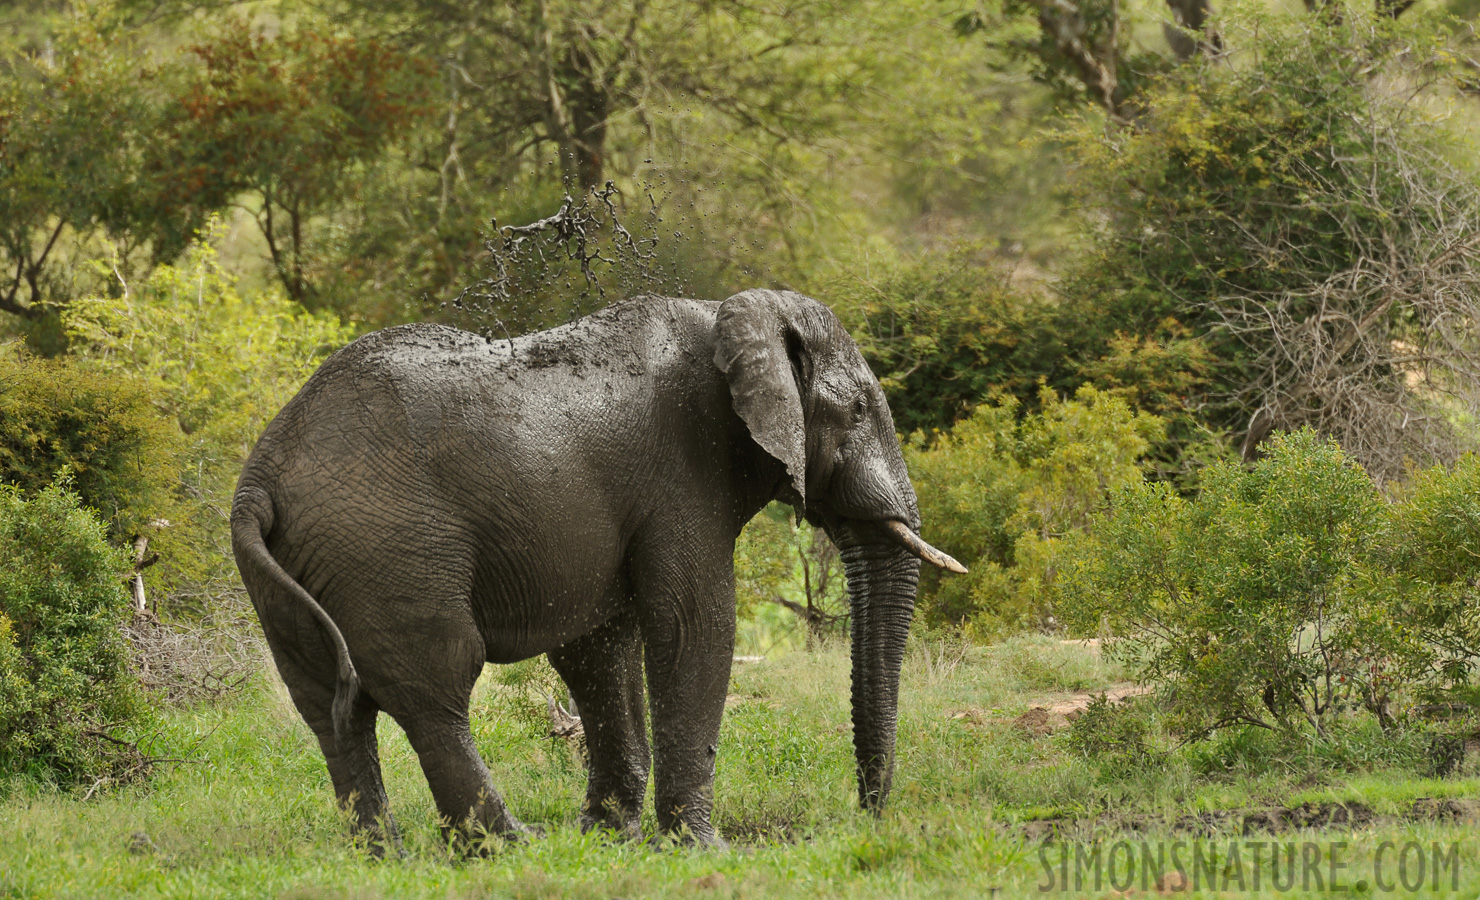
[
  {"left": 344, "top": 0, "right": 896, "bottom": 192},
  {"left": 143, "top": 18, "right": 434, "bottom": 308},
  {"left": 952, "top": 0, "right": 1220, "bottom": 121},
  {"left": 0, "top": 11, "right": 159, "bottom": 325},
  {"left": 306, "top": 0, "right": 1013, "bottom": 316}
]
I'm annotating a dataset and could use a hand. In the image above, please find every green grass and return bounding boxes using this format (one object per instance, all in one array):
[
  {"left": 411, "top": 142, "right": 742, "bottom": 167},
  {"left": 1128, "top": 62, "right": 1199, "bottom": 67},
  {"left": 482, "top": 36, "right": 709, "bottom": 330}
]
[{"left": 4, "top": 638, "right": 1480, "bottom": 898}]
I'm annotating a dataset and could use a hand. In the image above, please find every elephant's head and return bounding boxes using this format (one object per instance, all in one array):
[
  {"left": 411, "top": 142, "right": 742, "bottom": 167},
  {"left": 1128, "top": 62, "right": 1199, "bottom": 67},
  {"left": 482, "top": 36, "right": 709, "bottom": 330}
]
[{"left": 713, "top": 288, "right": 965, "bottom": 812}]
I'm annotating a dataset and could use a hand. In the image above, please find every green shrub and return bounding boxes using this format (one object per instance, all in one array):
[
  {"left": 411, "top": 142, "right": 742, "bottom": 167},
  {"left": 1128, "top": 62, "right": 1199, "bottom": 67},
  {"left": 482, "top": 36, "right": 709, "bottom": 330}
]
[
  {"left": 1385, "top": 454, "right": 1480, "bottom": 693},
  {"left": 0, "top": 345, "right": 182, "bottom": 539},
  {"left": 64, "top": 230, "right": 355, "bottom": 606},
  {"left": 1064, "top": 694, "right": 1156, "bottom": 782},
  {"left": 906, "top": 385, "right": 1162, "bottom": 638},
  {"left": 0, "top": 479, "right": 150, "bottom": 784},
  {"left": 835, "top": 250, "right": 1061, "bottom": 435},
  {"left": 835, "top": 251, "right": 1211, "bottom": 449},
  {"left": 66, "top": 231, "right": 355, "bottom": 474},
  {"left": 1059, "top": 430, "right": 1425, "bottom": 737}
]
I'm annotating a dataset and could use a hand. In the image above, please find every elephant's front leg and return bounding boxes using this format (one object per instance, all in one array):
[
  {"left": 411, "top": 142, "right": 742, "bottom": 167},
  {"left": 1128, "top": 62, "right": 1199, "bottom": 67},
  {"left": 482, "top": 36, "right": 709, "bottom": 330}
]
[
  {"left": 632, "top": 537, "right": 736, "bottom": 846},
  {"left": 547, "top": 608, "right": 649, "bottom": 839}
]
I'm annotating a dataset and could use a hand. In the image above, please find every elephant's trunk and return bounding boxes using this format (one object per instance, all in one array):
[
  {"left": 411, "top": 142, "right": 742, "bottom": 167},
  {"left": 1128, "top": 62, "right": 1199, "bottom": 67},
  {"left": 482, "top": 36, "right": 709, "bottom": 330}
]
[{"left": 838, "top": 529, "right": 920, "bottom": 812}]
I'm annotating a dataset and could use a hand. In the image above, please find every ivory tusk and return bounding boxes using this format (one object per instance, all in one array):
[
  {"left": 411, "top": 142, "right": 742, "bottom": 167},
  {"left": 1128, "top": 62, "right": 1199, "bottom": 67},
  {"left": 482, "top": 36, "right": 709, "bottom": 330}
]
[{"left": 880, "top": 520, "right": 969, "bottom": 574}]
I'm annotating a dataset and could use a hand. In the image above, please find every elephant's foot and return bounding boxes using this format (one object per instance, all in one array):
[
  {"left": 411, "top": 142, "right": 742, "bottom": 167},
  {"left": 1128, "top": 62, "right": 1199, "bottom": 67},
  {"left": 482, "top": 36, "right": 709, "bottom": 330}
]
[
  {"left": 649, "top": 821, "right": 728, "bottom": 851},
  {"left": 680, "top": 823, "right": 729, "bottom": 850},
  {"left": 443, "top": 814, "right": 543, "bottom": 857},
  {"left": 350, "top": 821, "right": 406, "bottom": 860},
  {"left": 337, "top": 790, "right": 404, "bottom": 860},
  {"left": 578, "top": 792, "right": 643, "bottom": 841},
  {"left": 654, "top": 802, "right": 727, "bottom": 850},
  {"left": 579, "top": 807, "right": 643, "bottom": 841}
]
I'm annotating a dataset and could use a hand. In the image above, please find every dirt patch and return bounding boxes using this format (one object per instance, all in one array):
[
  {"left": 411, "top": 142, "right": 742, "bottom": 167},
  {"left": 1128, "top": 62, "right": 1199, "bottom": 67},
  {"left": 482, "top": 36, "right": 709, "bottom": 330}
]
[
  {"left": 951, "top": 682, "right": 1153, "bottom": 735},
  {"left": 689, "top": 873, "right": 727, "bottom": 891},
  {"left": 1058, "top": 638, "right": 1102, "bottom": 653},
  {"left": 1408, "top": 798, "right": 1480, "bottom": 822},
  {"left": 1013, "top": 798, "right": 1480, "bottom": 842},
  {"left": 1015, "top": 707, "right": 1061, "bottom": 736},
  {"left": 1240, "top": 801, "right": 1376, "bottom": 834},
  {"left": 1042, "top": 683, "right": 1151, "bottom": 716}
]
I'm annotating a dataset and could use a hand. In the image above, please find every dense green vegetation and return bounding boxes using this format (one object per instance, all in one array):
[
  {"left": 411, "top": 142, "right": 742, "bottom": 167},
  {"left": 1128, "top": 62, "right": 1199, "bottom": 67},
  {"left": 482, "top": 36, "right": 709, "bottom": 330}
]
[
  {"left": 9, "top": 0, "right": 1480, "bottom": 895},
  {"left": 0, "top": 479, "right": 148, "bottom": 783}
]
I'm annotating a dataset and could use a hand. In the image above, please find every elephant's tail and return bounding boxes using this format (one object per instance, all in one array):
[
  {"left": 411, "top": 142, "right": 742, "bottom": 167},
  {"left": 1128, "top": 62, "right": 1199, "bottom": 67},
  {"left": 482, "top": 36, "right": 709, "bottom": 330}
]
[{"left": 231, "top": 484, "right": 362, "bottom": 747}]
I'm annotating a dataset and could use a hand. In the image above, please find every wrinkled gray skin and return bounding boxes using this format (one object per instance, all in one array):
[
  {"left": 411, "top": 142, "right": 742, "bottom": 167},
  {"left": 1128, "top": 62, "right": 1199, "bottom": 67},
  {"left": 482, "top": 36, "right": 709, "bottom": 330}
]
[{"left": 231, "top": 289, "right": 963, "bottom": 852}]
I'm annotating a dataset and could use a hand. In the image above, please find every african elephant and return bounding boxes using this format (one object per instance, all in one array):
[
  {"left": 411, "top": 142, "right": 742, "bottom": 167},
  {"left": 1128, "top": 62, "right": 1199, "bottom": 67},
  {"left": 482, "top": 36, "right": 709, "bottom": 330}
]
[{"left": 230, "top": 289, "right": 964, "bottom": 851}]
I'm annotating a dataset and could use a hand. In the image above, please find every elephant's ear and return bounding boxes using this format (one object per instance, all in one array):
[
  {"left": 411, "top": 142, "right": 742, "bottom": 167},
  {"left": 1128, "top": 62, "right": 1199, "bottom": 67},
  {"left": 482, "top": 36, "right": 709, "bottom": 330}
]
[{"left": 713, "top": 289, "right": 809, "bottom": 507}]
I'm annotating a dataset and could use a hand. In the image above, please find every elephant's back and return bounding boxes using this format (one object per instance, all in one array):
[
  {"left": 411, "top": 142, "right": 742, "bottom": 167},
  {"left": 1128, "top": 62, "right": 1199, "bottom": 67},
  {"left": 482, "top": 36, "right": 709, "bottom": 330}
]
[
  {"left": 236, "top": 297, "right": 722, "bottom": 545},
  {"left": 234, "top": 325, "right": 484, "bottom": 585}
]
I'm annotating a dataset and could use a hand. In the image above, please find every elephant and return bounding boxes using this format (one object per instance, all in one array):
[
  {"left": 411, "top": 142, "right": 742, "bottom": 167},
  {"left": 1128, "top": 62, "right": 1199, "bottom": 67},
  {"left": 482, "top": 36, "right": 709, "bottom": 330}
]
[{"left": 230, "top": 288, "right": 965, "bottom": 851}]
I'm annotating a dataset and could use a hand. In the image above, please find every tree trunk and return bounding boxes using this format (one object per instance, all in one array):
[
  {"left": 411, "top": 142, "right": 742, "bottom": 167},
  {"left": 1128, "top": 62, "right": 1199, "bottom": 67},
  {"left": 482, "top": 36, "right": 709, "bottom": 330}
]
[
  {"left": 561, "top": 30, "right": 609, "bottom": 192},
  {"left": 1162, "top": 0, "right": 1222, "bottom": 61},
  {"left": 130, "top": 534, "right": 150, "bottom": 613}
]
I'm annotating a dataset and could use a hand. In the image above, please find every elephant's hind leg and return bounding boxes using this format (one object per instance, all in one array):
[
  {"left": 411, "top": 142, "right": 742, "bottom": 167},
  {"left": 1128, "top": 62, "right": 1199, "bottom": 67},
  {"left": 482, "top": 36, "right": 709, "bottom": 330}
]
[
  {"left": 548, "top": 608, "right": 650, "bottom": 839},
  {"left": 320, "top": 694, "right": 402, "bottom": 856},
  {"left": 274, "top": 652, "right": 401, "bottom": 856},
  {"left": 374, "top": 611, "right": 532, "bottom": 850}
]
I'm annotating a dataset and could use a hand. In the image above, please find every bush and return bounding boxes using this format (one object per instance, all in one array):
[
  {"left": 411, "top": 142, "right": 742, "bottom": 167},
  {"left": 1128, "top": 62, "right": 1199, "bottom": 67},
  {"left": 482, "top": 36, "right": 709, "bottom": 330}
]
[
  {"left": 0, "top": 479, "right": 150, "bottom": 784},
  {"left": 835, "top": 250, "right": 1061, "bottom": 435},
  {"left": 906, "top": 385, "right": 1162, "bottom": 637},
  {"left": 64, "top": 230, "right": 355, "bottom": 606},
  {"left": 66, "top": 232, "right": 355, "bottom": 472},
  {"left": 834, "top": 249, "right": 1217, "bottom": 482},
  {"left": 1385, "top": 455, "right": 1480, "bottom": 694},
  {"left": 1064, "top": 694, "right": 1156, "bottom": 782},
  {"left": 1059, "top": 430, "right": 1425, "bottom": 737},
  {"left": 0, "top": 345, "right": 182, "bottom": 539}
]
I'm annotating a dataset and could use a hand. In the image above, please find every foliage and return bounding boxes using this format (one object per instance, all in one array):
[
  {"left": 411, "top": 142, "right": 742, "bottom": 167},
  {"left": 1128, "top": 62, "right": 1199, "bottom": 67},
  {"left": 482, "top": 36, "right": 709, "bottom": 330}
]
[
  {"left": 0, "top": 478, "right": 149, "bottom": 784},
  {"left": 1062, "top": 9, "right": 1480, "bottom": 476},
  {"left": 0, "top": 343, "right": 180, "bottom": 538},
  {"left": 0, "top": 8, "right": 162, "bottom": 333},
  {"left": 66, "top": 230, "right": 355, "bottom": 468},
  {"left": 906, "top": 385, "right": 1161, "bottom": 637},
  {"left": 64, "top": 229, "right": 355, "bottom": 605},
  {"left": 837, "top": 251, "right": 1059, "bottom": 435},
  {"left": 144, "top": 17, "right": 435, "bottom": 309},
  {"left": 1063, "top": 694, "right": 1156, "bottom": 782},
  {"left": 1059, "top": 430, "right": 1427, "bottom": 737},
  {"left": 735, "top": 503, "right": 849, "bottom": 646},
  {"left": 1384, "top": 455, "right": 1480, "bottom": 693},
  {"left": 836, "top": 250, "right": 1219, "bottom": 481}
]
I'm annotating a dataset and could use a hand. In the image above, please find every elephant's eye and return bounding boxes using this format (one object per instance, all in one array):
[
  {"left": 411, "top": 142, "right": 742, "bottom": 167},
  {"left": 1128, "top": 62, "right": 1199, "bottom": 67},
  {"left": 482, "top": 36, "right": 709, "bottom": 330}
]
[{"left": 850, "top": 395, "right": 868, "bottom": 423}]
